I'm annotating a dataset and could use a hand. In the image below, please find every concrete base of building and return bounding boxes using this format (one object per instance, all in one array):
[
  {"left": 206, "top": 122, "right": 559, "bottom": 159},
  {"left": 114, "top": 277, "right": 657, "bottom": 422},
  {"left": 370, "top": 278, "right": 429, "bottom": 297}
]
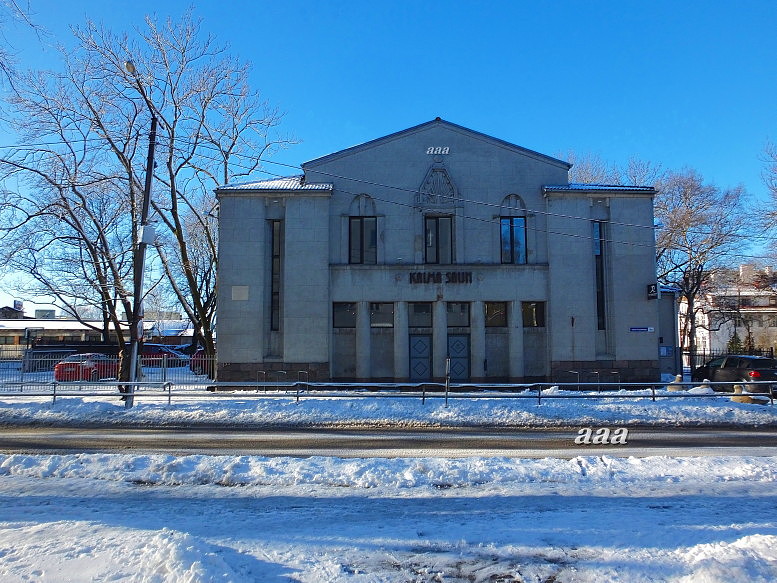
[
  {"left": 550, "top": 360, "right": 660, "bottom": 384},
  {"left": 218, "top": 362, "right": 329, "bottom": 384},
  {"left": 217, "top": 361, "right": 660, "bottom": 385}
]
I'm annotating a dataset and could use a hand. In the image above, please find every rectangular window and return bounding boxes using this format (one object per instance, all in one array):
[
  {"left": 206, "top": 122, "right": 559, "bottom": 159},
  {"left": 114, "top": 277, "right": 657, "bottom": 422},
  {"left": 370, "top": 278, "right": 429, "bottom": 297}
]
[
  {"left": 425, "top": 216, "right": 453, "bottom": 264},
  {"left": 349, "top": 217, "right": 377, "bottom": 264},
  {"left": 485, "top": 302, "right": 508, "bottom": 327},
  {"left": 522, "top": 301, "right": 546, "bottom": 327},
  {"left": 0, "top": 336, "right": 15, "bottom": 344},
  {"left": 333, "top": 302, "right": 357, "bottom": 328},
  {"left": 447, "top": 302, "right": 470, "bottom": 327},
  {"left": 500, "top": 217, "right": 527, "bottom": 264},
  {"left": 270, "top": 220, "right": 283, "bottom": 331},
  {"left": 593, "top": 221, "right": 606, "bottom": 330},
  {"left": 370, "top": 302, "right": 394, "bottom": 327},
  {"left": 408, "top": 302, "right": 433, "bottom": 327}
]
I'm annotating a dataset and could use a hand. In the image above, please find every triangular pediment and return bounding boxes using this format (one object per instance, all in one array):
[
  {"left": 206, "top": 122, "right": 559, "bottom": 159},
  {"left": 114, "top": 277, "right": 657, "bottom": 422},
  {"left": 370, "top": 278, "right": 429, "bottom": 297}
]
[{"left": 302, "top": 118, "right": 571, "bottom": 170}]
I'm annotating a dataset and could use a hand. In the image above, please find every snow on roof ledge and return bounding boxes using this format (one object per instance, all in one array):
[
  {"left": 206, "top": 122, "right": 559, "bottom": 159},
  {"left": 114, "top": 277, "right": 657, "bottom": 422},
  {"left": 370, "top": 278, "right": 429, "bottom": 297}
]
[
  {"left": 544, "top": 183, "right": 655, "bottom": 192},
  {"left": 218, "top": 175, "right": 333, "bottom": 192}
]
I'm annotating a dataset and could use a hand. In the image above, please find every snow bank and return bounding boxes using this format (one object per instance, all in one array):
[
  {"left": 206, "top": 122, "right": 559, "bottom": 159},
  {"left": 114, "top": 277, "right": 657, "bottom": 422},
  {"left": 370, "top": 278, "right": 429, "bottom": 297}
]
[
  {"left": 2, "top": 452, "right": 777, "bottom": 492},
  {"left": 1, "top": 388, "right": 776, "bottom": 428}
]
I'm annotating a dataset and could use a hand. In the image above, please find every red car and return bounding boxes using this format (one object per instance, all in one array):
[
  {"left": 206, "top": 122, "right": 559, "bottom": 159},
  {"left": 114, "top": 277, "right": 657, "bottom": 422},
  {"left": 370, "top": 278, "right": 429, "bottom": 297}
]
[{"left": 54, "top": 353, "right": 119, "bottom": 381}]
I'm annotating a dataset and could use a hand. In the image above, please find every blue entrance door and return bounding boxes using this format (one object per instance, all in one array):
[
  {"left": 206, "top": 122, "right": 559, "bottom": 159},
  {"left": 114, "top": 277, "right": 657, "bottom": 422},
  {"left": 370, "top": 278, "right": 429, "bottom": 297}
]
[
  {"left": 447, "top": 334, "right": 470, "bottom": 380},
  {"left": 409, "top": 335, "right": 432, "bottom": 380}
]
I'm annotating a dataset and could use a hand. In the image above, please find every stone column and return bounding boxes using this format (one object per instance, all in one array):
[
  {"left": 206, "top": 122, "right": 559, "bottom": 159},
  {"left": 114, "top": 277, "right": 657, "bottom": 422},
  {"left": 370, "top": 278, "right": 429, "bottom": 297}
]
[
  {"left": 471, "top": 300, "right": 485, "bottom": 380},
  {"left": 509, "top": 300, "right": 524, "bottom": 380},
  {"left": 356, "top": 301, "right": 371, "bottom": 380},
  {"left": 394, "top": 301, "right": 409, "bottom": 381},
  {"left": 433, "top": 300, "right": 448, "bottom": 379}
]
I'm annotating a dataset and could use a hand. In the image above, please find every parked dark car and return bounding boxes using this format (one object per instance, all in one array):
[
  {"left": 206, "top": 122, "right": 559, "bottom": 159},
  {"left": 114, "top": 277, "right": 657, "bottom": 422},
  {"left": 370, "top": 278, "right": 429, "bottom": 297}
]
[
  {"left": 54, "top": 353, "right": 119, "bottom": 381},
  {"left": 138, "top": 344, "right": 189, "bottom": 367},
  {"left": 691, "top": 355, "right": 777, "bottom": 394}
]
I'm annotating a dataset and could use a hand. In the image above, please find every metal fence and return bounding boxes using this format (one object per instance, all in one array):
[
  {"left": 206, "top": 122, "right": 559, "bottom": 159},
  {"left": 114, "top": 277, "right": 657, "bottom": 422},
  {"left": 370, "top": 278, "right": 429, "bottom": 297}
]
[
  {"left": 683, "top": 347, "right": 776, "bottom": 370},
  {"left": 0, "top": 353, "right": 217, "bottom": 385},
  {"left": 0, "top": 379, "right": 773, "bottom": 407}
]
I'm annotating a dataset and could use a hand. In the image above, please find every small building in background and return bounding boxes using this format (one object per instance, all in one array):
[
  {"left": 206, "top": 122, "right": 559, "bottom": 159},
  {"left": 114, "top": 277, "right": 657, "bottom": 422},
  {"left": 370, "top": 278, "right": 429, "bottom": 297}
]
[{"left": 690, "top": 264, "right": 777, "bottom": 357}]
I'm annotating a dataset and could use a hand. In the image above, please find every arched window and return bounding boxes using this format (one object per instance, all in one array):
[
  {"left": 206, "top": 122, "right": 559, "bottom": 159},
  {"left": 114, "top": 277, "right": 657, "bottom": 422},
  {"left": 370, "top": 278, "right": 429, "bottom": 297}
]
[
  {"left": 499, "top": 195, "right": 527, "bottom": 264},
  {"left": 349, "top": 195, "right": 377, "bottom": 265}
]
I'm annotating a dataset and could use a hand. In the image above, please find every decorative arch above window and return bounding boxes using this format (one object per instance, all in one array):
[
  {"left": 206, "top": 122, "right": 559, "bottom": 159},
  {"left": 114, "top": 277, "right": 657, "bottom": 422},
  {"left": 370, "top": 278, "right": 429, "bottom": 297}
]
[
  {"left": 349, "top": 193, "right": 377, "bottom": 216},
  {"left": 500, "top": 194, "right": 527, "bottom": 216}
]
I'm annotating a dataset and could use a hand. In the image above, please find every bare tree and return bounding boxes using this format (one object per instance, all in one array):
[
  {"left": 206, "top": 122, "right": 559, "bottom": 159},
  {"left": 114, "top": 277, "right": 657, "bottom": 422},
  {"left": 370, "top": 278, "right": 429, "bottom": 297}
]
[
  {"left": 654, "top": 169, "right": 749, "bottom": 366},
  {"left": 72, "top": 14, "right": 293, "bottom": 360},
  {"left": 563, "top": 151, "right": 620, "bottom": 184},
  {"left": 621, "top": 157, "right": 665, "bottom": 188},
  {"left": 0, "top": 66, "right": 142, "bottom": 348},
  {"left": 0, "top": 0, "right": 41, "bottom": 85},
  {"left": 0, "top": 12, "right": 292, "bottom": 367},
  {"left": 564, "top": 151, "right": 665, "bottom": 187},
  {"left": 762, "top": 141, "right": 777, "bottom": 232}
]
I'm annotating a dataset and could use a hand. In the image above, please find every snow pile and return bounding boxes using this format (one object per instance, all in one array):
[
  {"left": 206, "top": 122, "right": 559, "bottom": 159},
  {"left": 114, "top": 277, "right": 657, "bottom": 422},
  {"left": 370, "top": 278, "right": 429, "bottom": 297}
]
[
  {"left": 2, "top": 452, "right": 777, "bottom": 491},
  {"left": 1, "top": 387, "right": 776, "bottom": 428}
]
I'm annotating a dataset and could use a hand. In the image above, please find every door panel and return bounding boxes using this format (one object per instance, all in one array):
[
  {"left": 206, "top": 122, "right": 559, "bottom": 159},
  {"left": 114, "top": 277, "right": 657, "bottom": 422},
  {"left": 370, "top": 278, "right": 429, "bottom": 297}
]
[
  {"left": 447, "top": 334, "right": 470, "bottom": 381},
  {"left": 409, "top": 335, "right": 432, "bottom": 380}
]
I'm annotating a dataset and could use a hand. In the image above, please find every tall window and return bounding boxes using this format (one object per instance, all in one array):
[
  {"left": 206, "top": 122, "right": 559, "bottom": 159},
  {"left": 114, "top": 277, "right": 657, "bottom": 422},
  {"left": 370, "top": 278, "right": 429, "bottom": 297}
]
[
  {"left": 593, "top": 221, "right": 606, "bottom": 330},
  {"left": 425, "top": 216, "right": 453, "bottom": 264},
  {"left": 270, "top": 220, "right": 282, "bottom": 331},
  {"left": 500, "top": 217, "right": 527, "bottom": 264},
  {"left": 349, "top": 216, "right": 377, "bottom": 264}
]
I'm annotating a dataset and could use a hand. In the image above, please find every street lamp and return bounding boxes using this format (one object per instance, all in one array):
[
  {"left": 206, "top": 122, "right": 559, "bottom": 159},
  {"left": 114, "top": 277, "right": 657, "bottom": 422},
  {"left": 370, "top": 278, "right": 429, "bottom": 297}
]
[{"left": 124, "top": 60, "right": 157, "bottom": 408}]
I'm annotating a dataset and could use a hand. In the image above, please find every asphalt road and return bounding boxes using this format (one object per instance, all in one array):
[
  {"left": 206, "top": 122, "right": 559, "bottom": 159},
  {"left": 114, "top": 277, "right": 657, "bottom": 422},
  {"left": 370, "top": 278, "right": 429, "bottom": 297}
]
[{"left": 1, "top": 426, "right": 777, "bottom": 457}]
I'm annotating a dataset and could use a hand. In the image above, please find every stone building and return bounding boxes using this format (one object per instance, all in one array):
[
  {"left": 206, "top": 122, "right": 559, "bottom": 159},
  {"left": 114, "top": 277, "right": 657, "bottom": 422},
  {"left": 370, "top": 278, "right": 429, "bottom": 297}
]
[{"left": 216, "top": 119, "right": 667, "bottom": 383}]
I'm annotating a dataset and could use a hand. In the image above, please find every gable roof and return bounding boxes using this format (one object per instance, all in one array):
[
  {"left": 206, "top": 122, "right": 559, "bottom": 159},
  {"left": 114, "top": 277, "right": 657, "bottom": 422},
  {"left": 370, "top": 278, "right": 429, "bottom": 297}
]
[{"left": 302, "top": 118, "right": 572, "bottom": 170}]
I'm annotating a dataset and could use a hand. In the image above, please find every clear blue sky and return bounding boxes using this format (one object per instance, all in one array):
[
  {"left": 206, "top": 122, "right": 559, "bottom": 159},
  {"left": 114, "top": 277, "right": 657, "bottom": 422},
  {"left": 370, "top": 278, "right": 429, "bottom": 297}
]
[{"left": 2, "top": 0, "right": 777, "bottom": 307}]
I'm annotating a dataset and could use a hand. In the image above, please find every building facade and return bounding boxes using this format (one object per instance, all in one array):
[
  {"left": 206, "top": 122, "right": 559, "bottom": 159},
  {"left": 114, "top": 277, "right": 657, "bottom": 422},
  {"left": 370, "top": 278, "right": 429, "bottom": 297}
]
[
  {"left": 688, "top": 265, "right": 777, "bottom": 357},
  {"left": 216, "top": 119, "right": 666, "bottom": 383}
]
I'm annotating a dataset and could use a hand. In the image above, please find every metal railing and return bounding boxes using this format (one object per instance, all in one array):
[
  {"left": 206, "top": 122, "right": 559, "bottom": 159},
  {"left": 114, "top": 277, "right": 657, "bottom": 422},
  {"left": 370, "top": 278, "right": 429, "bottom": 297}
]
[
  {"left": 0, "top": 379, "right": 773, "bottom": 407},
  {"left": 683, "top": 347, "right": 776, "bottom": 370},
  {"left": 0, "top": 354, "right": 216, "bottom": 384}
]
